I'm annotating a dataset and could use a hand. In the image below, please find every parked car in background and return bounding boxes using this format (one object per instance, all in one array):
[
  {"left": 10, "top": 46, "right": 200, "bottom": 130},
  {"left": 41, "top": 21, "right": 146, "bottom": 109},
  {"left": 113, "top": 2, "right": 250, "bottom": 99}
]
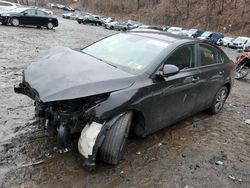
[
  {"left": 167, "top": 27, "right": 182, "bottom": 35},
  {"left": 138, "top": 25, "right": 163, "bottom": 31},
  {"left": 105, "top": 21, "right": 137, "bottom": 31},
  {"left": 216, "top": 37, "right": 234, "bottom": 46},
  {"left": 100, "top": 17, "right": 115, "bottom": 24},
  {"left": 40, "top": 8, "right": 53, "bottom": 15},
  {"left": 187, "top": 29, "right": 204, "bottom": 38},
  {"left": 77, "top": 15, "right": 102, "bottom": 25},
  {"left": 243, "top": 40, "right": 250, "bottom": 52},
  {"left": 15, "top": 31, "right": 234, "bottom": 168},
  {"left": 51, "top": 3, "right": 74, "bottom": 11},
  {"left": 177, "top": 30, "right": 190, "bottom": 37},
  {"left": 208, "top": 32, "right": 224, "bottom": 43},
  {"left": 229, "top": 36, "right": 250, "bottom": 49},
  {"left": 62, "top": 12, "right": 78, "bottom": 20},
  {"left": 104, "top": 21, "right": 118, "bottom": 29},
  {"left": 131, "top": 28, "right": 163, "bottom": 33},
  {"left": 0, "top": 7, "right": 58, "bottom": 29},
  {"left": 0, "top": 0, "right": 20, "bottom": 13},
  {"left": 197, "top": 31, "right": 213, "bottom": 40}
]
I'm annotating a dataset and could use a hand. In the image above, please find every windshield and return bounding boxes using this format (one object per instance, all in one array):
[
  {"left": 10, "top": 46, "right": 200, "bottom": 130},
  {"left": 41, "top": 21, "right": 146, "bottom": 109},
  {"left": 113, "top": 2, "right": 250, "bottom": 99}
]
[
  {"left": 201, "top": 32, "right": 212, "bottom": 37},
  {"left": 82, "top": 33, "right": 170, "bottom": 72},
  {"left": 234, "top": 38, "right": 247, "bottom": 43}
]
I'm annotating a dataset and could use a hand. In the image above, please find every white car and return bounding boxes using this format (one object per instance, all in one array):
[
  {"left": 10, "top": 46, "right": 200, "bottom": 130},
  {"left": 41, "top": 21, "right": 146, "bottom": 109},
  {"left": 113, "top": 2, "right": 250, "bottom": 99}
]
[
  {"left": 104, "top": 21, "right": 118, "bottom": 29},
  {"left": 217, "top": 37, "right": 234, "bottom": 46},
  {"left": 62, "top": 12, "right": 78, "bottom": 20},
  {"left": 167, "top": 27, "right": 182, "bottom": 35},
  {"left": 229, "top": 36, "right": 250, "bottom": 49},
  {"left": 0, "top": 0, "right": 19, "bottom": 13},
  {"left": 243, "top": 40, "right": 250, "bottom": 52}
]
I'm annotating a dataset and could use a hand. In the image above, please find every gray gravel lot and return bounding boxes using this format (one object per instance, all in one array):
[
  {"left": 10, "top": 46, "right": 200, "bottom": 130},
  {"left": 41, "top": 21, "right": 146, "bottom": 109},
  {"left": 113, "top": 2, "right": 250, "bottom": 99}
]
[{"left": 0, "top": 17, "right": 250, "bottom": 188}]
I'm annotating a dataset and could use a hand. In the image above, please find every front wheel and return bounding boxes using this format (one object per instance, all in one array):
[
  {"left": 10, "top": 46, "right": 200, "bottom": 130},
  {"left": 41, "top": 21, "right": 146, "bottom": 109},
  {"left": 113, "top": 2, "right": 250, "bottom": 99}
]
[
  {"left": 46, "top": 22, "right": 54, "bottom": 30},
  {"left": 235, "top": 65, "right": 249, "bottom": 79},
  {"left": 99, "top": 112, "right": 133, "bottom": 165},
  {"left": 11, "top": 18, "right": 19, "bottom": 27},
  {"left": 208, "top": 86, "right": 228, "bottom": 114}
]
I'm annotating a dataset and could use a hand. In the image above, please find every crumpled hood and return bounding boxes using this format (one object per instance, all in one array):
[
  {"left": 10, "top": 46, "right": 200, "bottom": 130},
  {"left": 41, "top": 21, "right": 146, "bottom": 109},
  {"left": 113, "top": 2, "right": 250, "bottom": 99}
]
[{"left": 24, "top": 46, "right": 136, "bottom": 102}]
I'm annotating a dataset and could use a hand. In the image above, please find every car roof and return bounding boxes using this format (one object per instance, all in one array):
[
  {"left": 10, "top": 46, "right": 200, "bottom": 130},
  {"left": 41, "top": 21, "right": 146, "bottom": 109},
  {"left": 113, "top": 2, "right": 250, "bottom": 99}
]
[{"left": 128, "top": 30, "right": 196, "bottom": 43}]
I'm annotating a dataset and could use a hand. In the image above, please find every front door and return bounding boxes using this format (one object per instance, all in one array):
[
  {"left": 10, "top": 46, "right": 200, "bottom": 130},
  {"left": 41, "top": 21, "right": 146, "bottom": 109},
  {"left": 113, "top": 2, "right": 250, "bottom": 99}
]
[{"left": 148, "top": 44, "right": 201, "bottom": 133}]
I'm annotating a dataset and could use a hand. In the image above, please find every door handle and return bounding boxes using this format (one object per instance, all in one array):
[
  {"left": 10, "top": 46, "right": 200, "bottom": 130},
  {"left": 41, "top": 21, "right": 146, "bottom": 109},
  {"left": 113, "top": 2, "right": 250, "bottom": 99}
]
[
  {"left": 192, "top": 77, "right": 200, "bottom": 83},
  {"left": 219, "top": 71, "right": 224, "bottom": 75}
]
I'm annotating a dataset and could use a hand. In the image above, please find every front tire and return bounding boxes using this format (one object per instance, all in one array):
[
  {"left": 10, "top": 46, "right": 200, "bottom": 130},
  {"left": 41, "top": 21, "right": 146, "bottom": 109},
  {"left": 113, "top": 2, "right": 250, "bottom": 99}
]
[
  {"left": 99, "top": 112, "right": 133, "bottom": 165},
  {"left": 208, "top": 86, "right": 228, "bottom": 114},
  {"left": 46, "top": 22, "right": 54, "bottom": 30},
  {"left": 11, "top": 18, "right": 19, "bottom": 27}
]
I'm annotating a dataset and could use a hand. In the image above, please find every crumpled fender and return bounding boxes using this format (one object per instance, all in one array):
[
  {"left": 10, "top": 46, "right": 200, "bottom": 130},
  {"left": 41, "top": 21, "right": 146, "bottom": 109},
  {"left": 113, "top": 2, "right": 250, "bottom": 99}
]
[{"left": 78, "top": 112, "right": 125, "bottom": 170}]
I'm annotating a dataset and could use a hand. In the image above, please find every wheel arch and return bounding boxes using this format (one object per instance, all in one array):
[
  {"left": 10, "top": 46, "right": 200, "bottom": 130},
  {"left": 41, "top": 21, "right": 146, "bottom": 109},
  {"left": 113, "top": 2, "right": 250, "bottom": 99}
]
[{"left": 224, "top": 82, "right": 231, "bottom": 97}]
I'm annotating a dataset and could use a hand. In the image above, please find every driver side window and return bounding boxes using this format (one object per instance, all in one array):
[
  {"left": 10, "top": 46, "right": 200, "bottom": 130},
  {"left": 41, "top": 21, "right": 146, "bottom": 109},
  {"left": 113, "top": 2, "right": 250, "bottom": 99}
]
[
  {"left": 166, "top": 44, "right": 196, "bottom": 70},
  {"left": 24, "top": 9, "right": 36, "bottom": 15}
]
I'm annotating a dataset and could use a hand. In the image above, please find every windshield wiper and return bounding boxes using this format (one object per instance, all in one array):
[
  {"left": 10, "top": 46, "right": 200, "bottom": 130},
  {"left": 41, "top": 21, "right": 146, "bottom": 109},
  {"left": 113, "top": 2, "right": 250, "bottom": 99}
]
[{"left": 81, "top": 51, "right": 118, "bottom": 68}]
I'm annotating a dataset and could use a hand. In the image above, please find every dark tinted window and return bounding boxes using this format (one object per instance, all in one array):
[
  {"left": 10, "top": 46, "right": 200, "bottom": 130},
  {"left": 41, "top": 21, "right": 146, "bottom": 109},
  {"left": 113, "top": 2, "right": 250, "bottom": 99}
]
[
  {"left": 199, "top": 44, "right": 219, "bottom": 66},
  {"left": 166, "top": 44, "right": 196, "bottom": 70},
  {"left": 24, "top": 9, "right": 36, "bottom": 15}
]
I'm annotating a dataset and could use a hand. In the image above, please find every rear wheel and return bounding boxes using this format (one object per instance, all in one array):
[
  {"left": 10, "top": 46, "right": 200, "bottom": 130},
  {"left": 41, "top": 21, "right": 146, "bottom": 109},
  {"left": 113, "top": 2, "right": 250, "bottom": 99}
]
[
  {"left": 235, "top": 65, "right": 249, "bottom": 79},
  {"left": 47, "top": 22, "right": 54, "bottom": 30},
  {"left": 99, "top": 112, "right": 133, "bottom": 165},
  {"left": 11, "top": 18, "right": 19, "bottom": 27},
  {"left": 208, "top": 86, "right": 228, "bottom": 114}
]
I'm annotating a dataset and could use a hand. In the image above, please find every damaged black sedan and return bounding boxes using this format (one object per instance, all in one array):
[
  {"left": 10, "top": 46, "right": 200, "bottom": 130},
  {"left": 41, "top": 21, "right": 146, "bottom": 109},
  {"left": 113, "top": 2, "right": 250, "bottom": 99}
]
[{"left": 15, "top": 31, "right": 234, "bottom": 168}]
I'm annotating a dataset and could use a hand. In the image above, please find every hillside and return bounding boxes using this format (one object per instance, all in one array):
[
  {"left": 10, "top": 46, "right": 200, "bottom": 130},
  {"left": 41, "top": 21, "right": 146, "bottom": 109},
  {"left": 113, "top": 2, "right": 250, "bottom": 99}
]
[{"left": 79, "top": 0, "right": 250, "bottom": 35}]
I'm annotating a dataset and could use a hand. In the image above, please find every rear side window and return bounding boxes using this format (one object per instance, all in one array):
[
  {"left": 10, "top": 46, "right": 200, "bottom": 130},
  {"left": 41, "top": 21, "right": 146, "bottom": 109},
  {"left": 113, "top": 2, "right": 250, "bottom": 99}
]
[
  {"left": 166, "top": 44, "right": 196, "bottom": 70},
  {"left": 199, "top": 44, "right": 220, "bottom": 66},
  {"left": 37, "top": 10, "right": 48, "bottom": 16}
]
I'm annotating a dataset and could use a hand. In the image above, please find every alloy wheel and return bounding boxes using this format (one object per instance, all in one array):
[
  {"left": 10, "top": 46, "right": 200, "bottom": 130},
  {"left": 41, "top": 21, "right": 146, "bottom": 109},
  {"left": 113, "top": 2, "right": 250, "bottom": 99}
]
[{"left": 215, "top": 88, "right": 227, "bottom": 112}]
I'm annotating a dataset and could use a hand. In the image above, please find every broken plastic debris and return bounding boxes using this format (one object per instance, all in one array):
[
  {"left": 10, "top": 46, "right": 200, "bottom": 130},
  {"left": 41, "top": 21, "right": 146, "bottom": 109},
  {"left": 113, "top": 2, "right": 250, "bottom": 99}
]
[
  {"left": 245, "top": 119, "right": 250, "bottom": 125},
  {"left": 136, "top": 151, "right": 141, "bottom": 155},
  {"left": 158, "top": 143, "right": 162, "bottom": 146},
  {"left": 120, "top": 171, "right": 124, "bottom": 174},
  {"left": 215, "top": 161, "right": 224, "bottom": 165},
  {"left": 228, "top": 175, "right": 236, "bottom": 180}
]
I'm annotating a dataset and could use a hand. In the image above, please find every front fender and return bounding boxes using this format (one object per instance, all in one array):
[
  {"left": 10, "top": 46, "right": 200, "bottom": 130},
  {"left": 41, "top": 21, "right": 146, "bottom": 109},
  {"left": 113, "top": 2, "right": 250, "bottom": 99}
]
[{"left": 84, "top": 89, "right": 139, "bottom": 123}]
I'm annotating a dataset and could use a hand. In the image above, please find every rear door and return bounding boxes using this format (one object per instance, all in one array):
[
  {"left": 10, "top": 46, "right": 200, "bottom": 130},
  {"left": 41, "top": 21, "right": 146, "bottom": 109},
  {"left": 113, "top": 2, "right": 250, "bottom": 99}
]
[
  {"left": 148, "top": 44, "right": 201, "bottom": 133},
  {"left": 20, "top": 9, "right": 36, "bottom": 25},
  {"left": 194, "top": 43, "right": 226, "bottom": 111},
  {"left": 36, "top": 10, "right": 49, "bottom": 26}
]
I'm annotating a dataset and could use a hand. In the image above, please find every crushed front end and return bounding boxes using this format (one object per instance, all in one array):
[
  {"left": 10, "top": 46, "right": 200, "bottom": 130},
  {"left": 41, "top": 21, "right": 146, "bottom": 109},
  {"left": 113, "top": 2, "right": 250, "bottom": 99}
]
[{"left": 14, "top": 81, "right": 110, "bottom": 169}]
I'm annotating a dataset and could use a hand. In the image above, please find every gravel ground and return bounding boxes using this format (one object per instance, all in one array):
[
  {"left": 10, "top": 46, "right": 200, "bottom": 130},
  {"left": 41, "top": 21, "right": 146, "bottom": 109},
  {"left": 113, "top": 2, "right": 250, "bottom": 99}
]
[{"left": 0, "top": 17, "right": 250, "bottom": 188}]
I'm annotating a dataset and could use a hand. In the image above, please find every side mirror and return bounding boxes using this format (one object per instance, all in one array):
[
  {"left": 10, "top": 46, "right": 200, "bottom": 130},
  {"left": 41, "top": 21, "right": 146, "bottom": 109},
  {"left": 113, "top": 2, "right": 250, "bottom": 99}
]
[
  {"left": 23, "top": 12, "right": 27, "bottom": 15},
  {"left": 161, "top": 64, "right": 179, "bottom": 77}
]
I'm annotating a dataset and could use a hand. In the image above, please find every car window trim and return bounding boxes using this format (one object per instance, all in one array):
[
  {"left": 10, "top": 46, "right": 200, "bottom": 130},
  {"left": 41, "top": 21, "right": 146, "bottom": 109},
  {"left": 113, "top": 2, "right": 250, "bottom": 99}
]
[
  {"left": 151, "top": 42, "right": 199, "bottom": 77},
  {"left": 197, "top": 43, "right": 224, "bottom": 67}
]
